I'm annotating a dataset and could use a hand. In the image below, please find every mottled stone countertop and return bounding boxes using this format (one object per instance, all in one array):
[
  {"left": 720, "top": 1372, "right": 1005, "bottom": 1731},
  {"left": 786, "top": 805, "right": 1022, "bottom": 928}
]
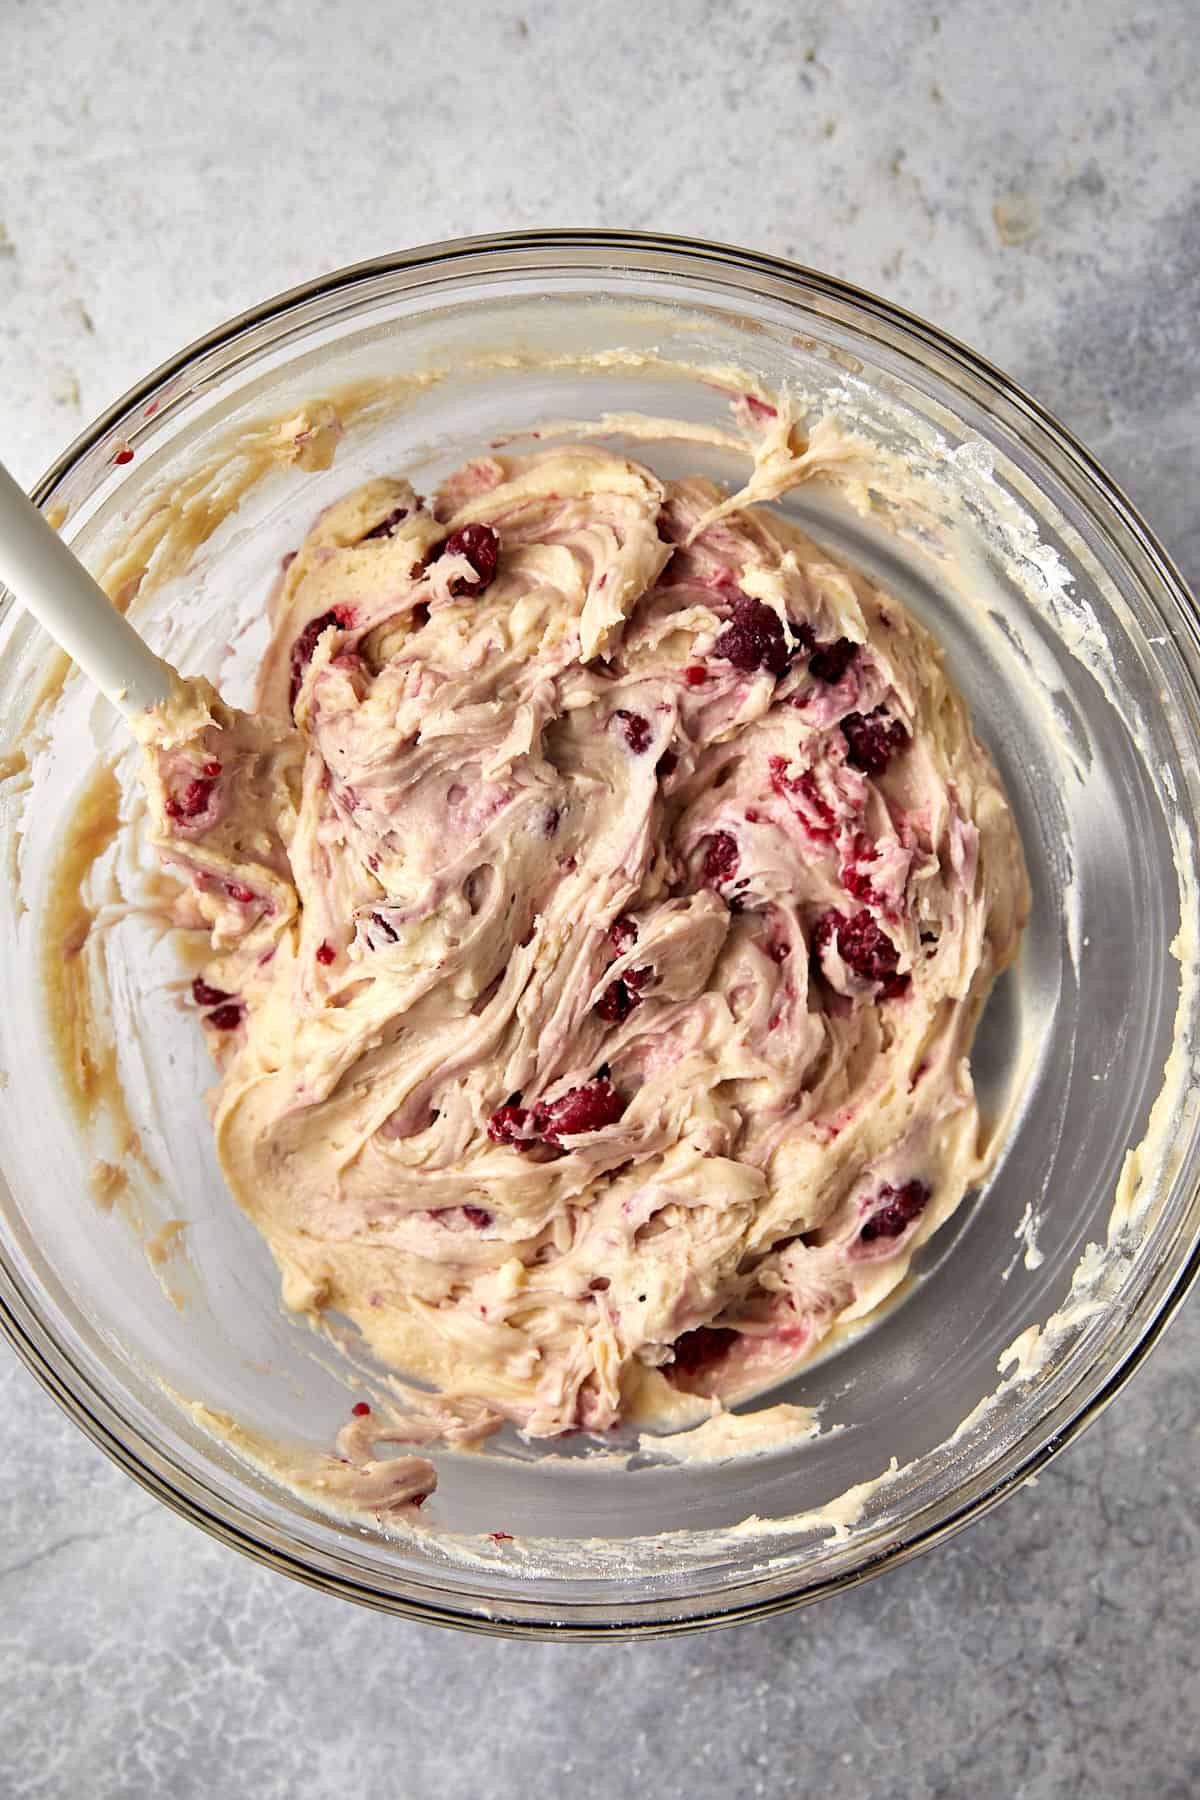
[{"left": 1, "top": 2, "right": 1197, "bottom": 1795}]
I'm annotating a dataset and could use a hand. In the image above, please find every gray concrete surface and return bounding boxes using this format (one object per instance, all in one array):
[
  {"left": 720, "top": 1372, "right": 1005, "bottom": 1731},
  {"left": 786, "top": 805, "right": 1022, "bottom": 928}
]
[{"left": 1, "top": 1, "right": 1197, "bottom": 1794}]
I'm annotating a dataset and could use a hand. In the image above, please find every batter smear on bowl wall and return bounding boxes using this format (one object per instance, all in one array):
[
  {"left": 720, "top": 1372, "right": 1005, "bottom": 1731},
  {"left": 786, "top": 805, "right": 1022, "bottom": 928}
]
[{"left": 133, "top": 398, "right": 1029, "bottom": 1452}]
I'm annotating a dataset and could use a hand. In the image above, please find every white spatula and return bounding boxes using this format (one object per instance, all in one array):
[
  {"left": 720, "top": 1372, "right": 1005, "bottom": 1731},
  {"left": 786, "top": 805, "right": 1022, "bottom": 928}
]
[{"left": 0, "top": 459, "right": 175, "bottom": 718}]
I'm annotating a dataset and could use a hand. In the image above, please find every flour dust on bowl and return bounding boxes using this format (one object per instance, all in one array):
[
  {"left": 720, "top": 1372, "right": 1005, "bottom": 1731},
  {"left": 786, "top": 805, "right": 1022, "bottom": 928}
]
[{"left": 0, "top": 233, "right": 1197, "bottom": 1638}]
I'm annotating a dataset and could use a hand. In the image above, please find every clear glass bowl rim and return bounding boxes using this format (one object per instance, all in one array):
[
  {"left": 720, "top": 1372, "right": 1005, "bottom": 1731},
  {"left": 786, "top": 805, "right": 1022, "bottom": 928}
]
[{"left": 3, "top": 227, "right": 1199, "bottom": 1639}]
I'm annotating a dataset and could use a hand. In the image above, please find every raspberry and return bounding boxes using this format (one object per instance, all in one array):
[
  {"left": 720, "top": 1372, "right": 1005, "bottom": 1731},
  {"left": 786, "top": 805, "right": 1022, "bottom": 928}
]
[
  {"left": 712, "top": 595, "right": 790, "bottom": 677},
  {"left": 860, "top": 1180, "right": 930, "bottom": 1242},
  {"left": 441, "top": 523, "right": 499, "bottom": 597},
  {"left": 202, "top": 761, "right": 222, "bottom": 777},
  {"left": 770, "top": 756, "right": 838, "bottom": 842},
  {"left": 289, "top": 608, "right": 354, "bottom": 708},
  {"left": 842, "top": 708, "right": 909, "bottom": 775},
  {"left": 684, "top": 665, "right": 707, "bottom": 687},
  {"left": 165, "top": 777, "right": 215, "bottom": 822},
  {"left": 808, "top": 638, "right": 858, "bottom": 684},
  {"left": 596, "top": 966, "right": 651, "bottom": 1022},
  {"left": 612, "top": 710, "right": 652, "bottom": 754},
  {"left": 815, "top": 909, "right": 904, "bottom": 987},
  {"left": 533, "top": 1077, "right": 624, "bottom": 1143},
  {"left": 113, "top": 446, "right": 134, "bottom": 466},
  {"left": 361, "top": 505, "right": 410, "bottom": 541},
  {"left": 608, "top": 916, "right": 639, "bottom": 956},
  {"left": 225, "top": 882, "right": 255, "bottom": 904},
  {"left": 670, "top": 1325, "right": 739, "bottom": 1376},
  {"left": 487, "top": 1102, "right": 533, "bottom": 1148},
  {"left": 192, "top": 977, "right": 232, "bottom": 1006},
  {"left": 351, "top": 1402, "right": 372, "bottom": 1417},
  {"left": 316, "top": 941, "right": 336, "bottom": 965},
  {"left": 206, "top": 1001, "right": 244, "bottom": 1031},
  {"left": 462, "top": 1204, "right": 493, "bottom": 1229},
  {"left": 703, "top": 831, "right": 739, "bottom": 885}
]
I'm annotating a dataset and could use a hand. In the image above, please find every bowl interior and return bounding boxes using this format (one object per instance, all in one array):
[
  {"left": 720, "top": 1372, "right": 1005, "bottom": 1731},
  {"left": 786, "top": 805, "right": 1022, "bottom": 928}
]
[{"left": 1, "top": 244, "right": 1197, "bottom": 1630}]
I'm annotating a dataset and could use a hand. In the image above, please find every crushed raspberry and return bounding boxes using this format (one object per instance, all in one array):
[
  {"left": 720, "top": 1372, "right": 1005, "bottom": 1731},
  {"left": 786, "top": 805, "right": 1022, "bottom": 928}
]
[
  {"left": 842, "top": 708, "right": 909, "bottom": 775},
  {"left": 191, "top": 977, "right": 232, "bottom": 1006},
  {"left": 534, "top": 1077, "right": 624, "bottom": 1144},
  {"left": 703, "top": 831, "right": 739, "bottom": 885},
  {"left": 842, "top": 831, "right": 880, "bottom": 904},
  {"left": 843, "top": 865, "right": 878, "bottom": 904},
  {"left": 670, "top": 1324, "right": 739, "bottom": 1376},
  {"left": 289, "top": 607, "right": 354, "bottom": 708},
  {"left": 766, "top": 936, "right": 790, "bottom": 964},
  {"left": 205, "top": 1001, "right": 244, "bottom": 1030},
  {"left": 713, "top": 595, "right": 790, "bottom": 677},
  {"left": 488, "top": 1530, "right": 514, "bottom": 1543},
  {"left": 351, "top": 1401, "right": 372, "bottom": 1417},
  {"left": 225, "top": 881, "right": 255, "bottom": 904},
  {"left": 113, "top": 446, "right": 134, "bottom": 466},
  {"left": 861, "top": 1179, "right": 931, "bottom": 1242},
  {"left": 816, "top": 909, "right": 903, "bottom": 987},
  {"left": 608, "top": 916, "right": 639, "bottom": 956},
  {"left": 808, "top": 638, "right": 858, "bottom": 684},
  {"left": 684, "top": 665, "right": 707, "bottom": 687},
  {"left": 612, "top": 709, "right": 652, "bottom": 754},
  {"left": 441, "top": 522, "right": 500, "bottom": 597},
  {"left": 165, "top": 777, "right": 215, "bottom": 822},
  {"left": 596, "top": 965, "right": 651, "bottom": 1023},
  {"left": 361, "top": 505, "right": 409, "bottom": 541},
  {"left": 770, "top": 756, "right": 837, "bottom": 841},
  {"left": 315, "top": 940, "right": 337, "bottom": 965},
  {"left": 202, "top": 761, "right": 222, "bottom": 777},
  {"left": 487, "top": 1102, "right": 533, "bottom": 1148},
  {"left": 462, "top": 1204, "right": 493, "bottom": 1229}
]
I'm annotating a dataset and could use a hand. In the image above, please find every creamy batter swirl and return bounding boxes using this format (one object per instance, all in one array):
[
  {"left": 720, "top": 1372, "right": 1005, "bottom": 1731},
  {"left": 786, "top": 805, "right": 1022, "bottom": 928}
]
[{"left": 136, "top": 419, "right": 1028, "bottom": 1444}]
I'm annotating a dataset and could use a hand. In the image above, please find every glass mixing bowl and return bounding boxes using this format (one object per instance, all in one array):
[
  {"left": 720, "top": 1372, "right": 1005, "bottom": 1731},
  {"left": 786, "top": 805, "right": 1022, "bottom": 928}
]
[{"left": 1, "top": 231, "right": 1198, "bottom": 1638}]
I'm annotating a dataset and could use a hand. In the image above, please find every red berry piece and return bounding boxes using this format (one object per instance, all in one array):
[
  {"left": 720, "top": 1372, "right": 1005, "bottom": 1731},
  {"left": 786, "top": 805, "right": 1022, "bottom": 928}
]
[
  {"left": 206, "top": 1001, "right": 244, "bottom": 1030},
  {"left": 360, "top": 505, "right": 410, "bottom": 541},
  {"left": 315, "top": 940, "right": 337, "bottom": 965},
  {"left": 612, "top": 710, "right": 652, "bottom": 754},
  {"left": 288, "top": 608, "right": 354, "bottom": 709},
  {"left": 815, "top": 909, "right": 904, "bottom": 988},
  {"left": 596, "top": 965, "right": 651, "bottom": 1022},
  {"left": 533, "top": 1077, "right": 624, "bottom": 1144},
  {"left": 684, "top": 665, "right": 708, "bottom": 687},
  {"left": 462, "top": 1204, "right": 493, "bottom": 1229},
  {"left": 608, "top": 916, "right": 639, "bottom": 956},
  {"left": 487, "top": 1102, "right": 534, "bottom": 1148},
  {"left": 841, "top": 708, "right": 909, "bottom": 775},
  {"left": 860, "top": 1179, "right": 931, "bottom": 1242},
  {"left": 165, "top": 777, "right": 215, "bottom": 822},
  {"left": 808, "top": 638, "right": 858, "bottom": 684},
  {"left": 703, "top": 830, "right": 739, "bottom": 885},
  {"left": 191, "top": 977, "right": 232, "bottom": 1006},
  {"left": 670, "top": 1325, "right": 739, "bottom": 1376},
  {"left": 113, "top": 446, "right": 134, "bottom": 466},
  {"left": 202, "top": 761, "right": 222, "bottom": 777},
  {"left": 351, "top": 1401, "right": 372, "bottom": 1417},
  {"left": 225, "top": 881, "right": 255, "bottom": 904},
  {"left": 713, "top": 595, "right": 790, "bottom": 677},
  {"left": 441, "top": 523, "right": 500, "bottom": 597}
]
